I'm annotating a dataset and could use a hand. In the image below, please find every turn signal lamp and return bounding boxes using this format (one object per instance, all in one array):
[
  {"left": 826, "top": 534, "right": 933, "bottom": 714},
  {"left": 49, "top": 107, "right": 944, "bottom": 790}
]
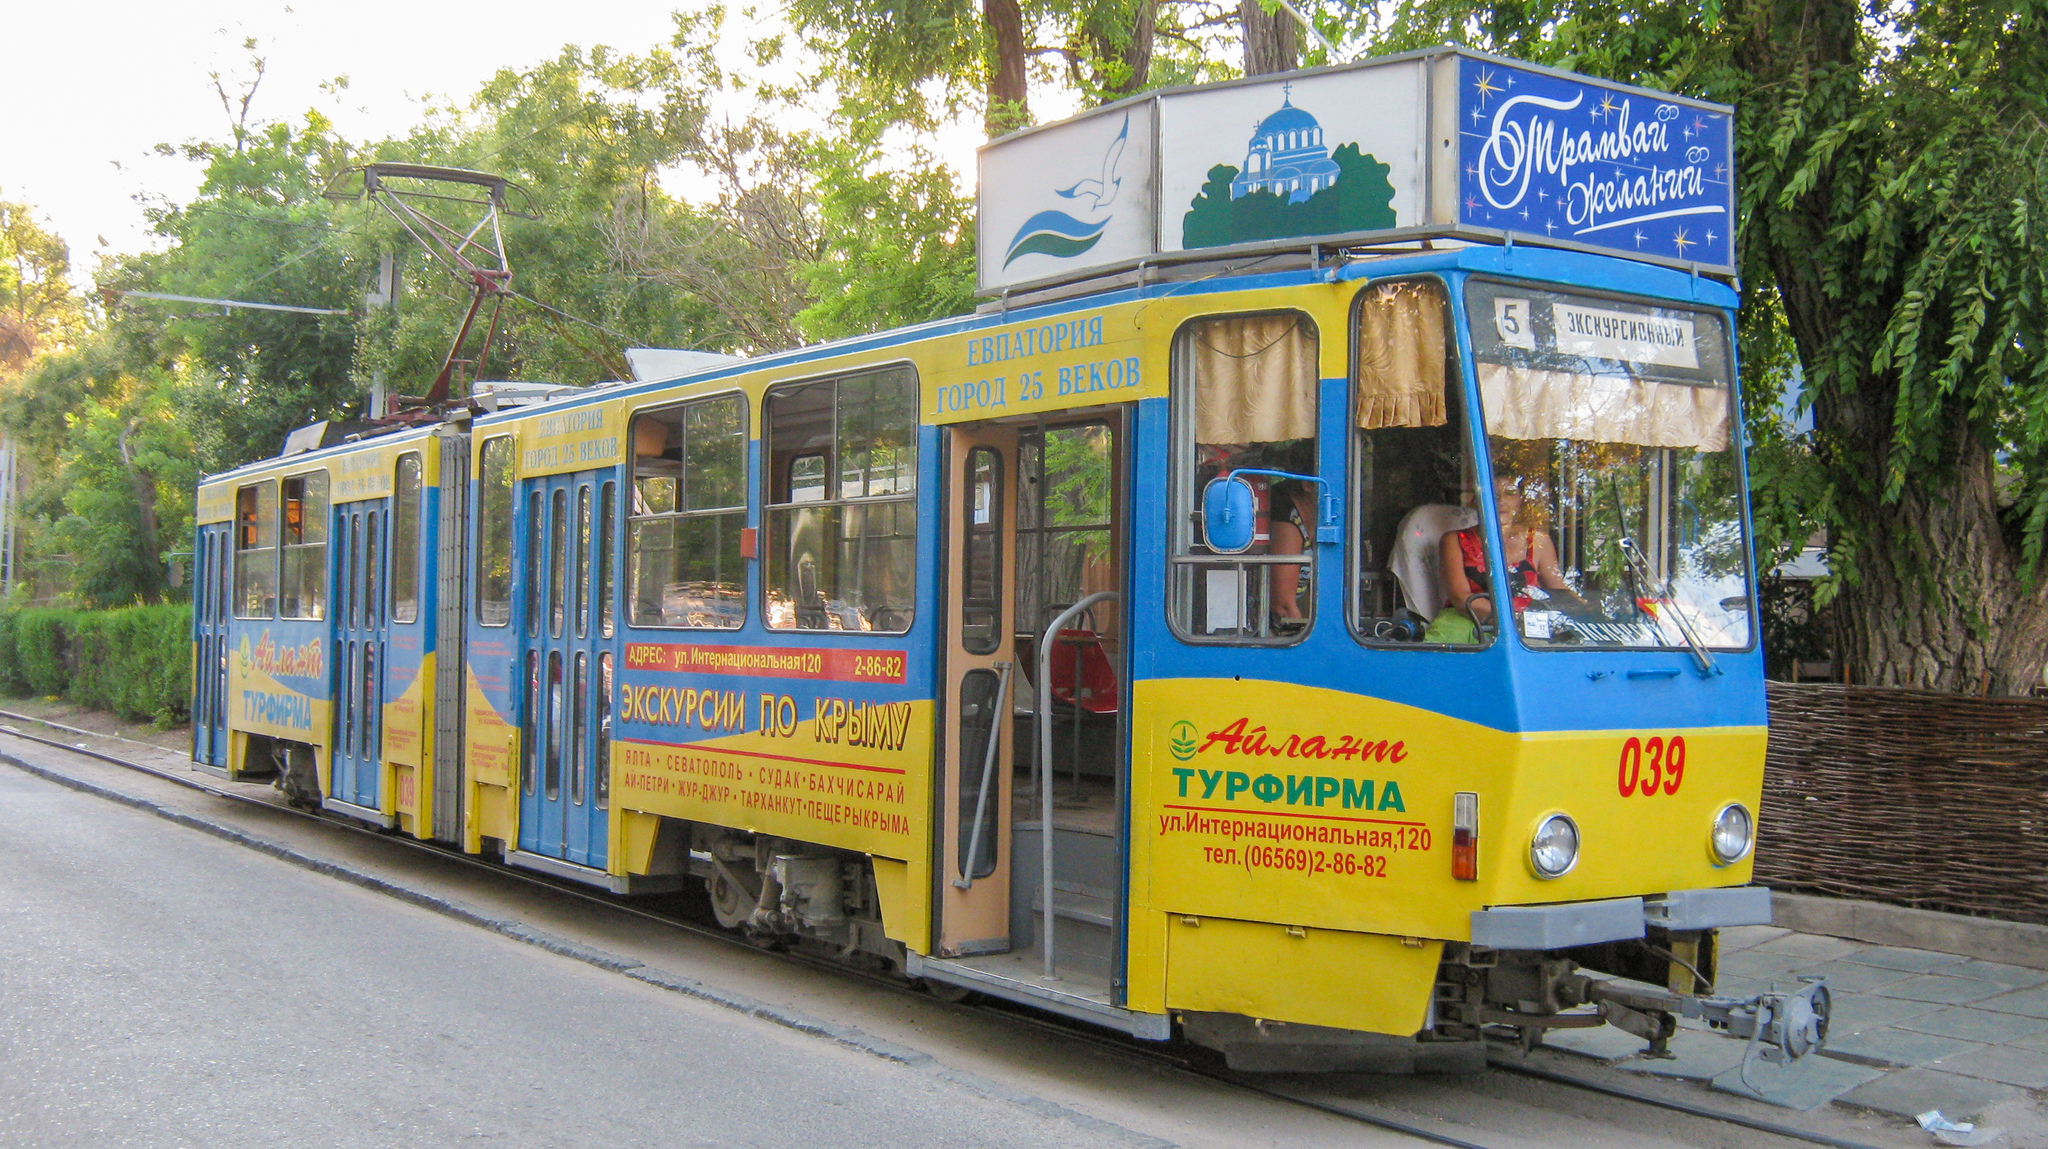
[{"left": 1452, "top": 792, "right": 1479, "bottom": 881}]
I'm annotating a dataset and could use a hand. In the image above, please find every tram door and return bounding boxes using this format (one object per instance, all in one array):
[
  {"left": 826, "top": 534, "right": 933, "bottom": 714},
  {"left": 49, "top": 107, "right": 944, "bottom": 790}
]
[
  {"left": 332, "top": 498, "right": 390, "bottom": 811},
  {"left": 518, "top": 470, "right": 610, "bottom": 869},
  {"left": 192, "top": 524, "right": 231, "bottom": 767},
  {"left": 937, "top": 424, "right": 1020, "bottom": 955}
]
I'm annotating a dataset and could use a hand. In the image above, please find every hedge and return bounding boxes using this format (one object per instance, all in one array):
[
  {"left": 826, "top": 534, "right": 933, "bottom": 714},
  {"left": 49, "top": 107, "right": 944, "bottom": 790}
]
[{"left": 0, "top": 604, "right": 192, "bottom": 725}]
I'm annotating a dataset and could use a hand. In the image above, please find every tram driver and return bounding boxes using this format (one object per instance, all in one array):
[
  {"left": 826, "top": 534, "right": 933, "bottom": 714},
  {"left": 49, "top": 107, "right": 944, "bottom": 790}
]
[{"left": 1433, "top": 473, "right": 1582, "bottom": 642}]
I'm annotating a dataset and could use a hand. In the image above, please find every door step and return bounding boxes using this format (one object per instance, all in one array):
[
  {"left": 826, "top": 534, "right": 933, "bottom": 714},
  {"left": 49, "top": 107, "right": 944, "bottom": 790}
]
[
  {"left": 322, "top": 796, "right": 395, "bottom": 829},
  {"left": 504, "top": 848, "right": 686, "bottom": 895},
  {"left": 906, "top": 949, "right": 1169, "bottom": 1040},
  {"left": 1031, "top": 884, "right": 1114, "bottom": 928}
]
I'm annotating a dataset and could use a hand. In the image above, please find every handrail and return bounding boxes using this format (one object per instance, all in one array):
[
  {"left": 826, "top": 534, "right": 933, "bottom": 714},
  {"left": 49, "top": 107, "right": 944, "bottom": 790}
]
[
  {"left": 1037, "top": 591, "right": 1120, "bottom": 980},
  {"left": 952, "top": 660, "right": 1011, "bottom": 890}
]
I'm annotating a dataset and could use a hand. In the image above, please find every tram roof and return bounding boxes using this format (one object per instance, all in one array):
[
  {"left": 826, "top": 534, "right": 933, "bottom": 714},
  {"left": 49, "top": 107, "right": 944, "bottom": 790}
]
[
  {"left": 201, "top": 236, "right": 1738, "bottom": 489},
  {"left": 463, "top": 241, "right": 1735, "bottom": 425}
]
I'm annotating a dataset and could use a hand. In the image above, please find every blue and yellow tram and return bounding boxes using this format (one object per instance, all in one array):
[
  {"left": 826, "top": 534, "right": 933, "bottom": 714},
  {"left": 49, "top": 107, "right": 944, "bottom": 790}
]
[{"left": 191, "top": 48, "right": 1826, "bottom": 1069}]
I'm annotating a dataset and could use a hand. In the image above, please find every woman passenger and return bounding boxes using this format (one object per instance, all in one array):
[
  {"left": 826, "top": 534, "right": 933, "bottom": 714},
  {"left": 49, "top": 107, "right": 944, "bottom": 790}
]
[
  {"left": 1268, "top": 478, "right": 1317, "bottom": 630},
  {"left": 1441, "top": 474, "right": 1573, "bottom": 625}
]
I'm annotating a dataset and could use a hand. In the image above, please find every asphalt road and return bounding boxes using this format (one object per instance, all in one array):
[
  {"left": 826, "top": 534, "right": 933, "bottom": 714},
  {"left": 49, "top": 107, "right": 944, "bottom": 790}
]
[
  {"left": 1, "top": 731, "right": 1965, "bottom": 1149},
  {"left": 0, "top": 766, "right": 1142, "bottom": 1149}
]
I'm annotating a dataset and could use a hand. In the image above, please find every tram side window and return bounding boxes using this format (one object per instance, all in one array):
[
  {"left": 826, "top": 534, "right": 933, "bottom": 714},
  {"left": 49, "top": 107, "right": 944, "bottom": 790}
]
[
  {"left": 392, "top": 453, "right": 422, "bottom": 623},
  {"left": 476, "top": 435, "right": 514, "bottom": 626},
  {"left": 1169, "top": 312, "right": 1318, "bottom": 643},
  {"left": 629, "top": 393, "right": 747, "bottom": 629},
  {"left": 1349, "top": 278, "right": 1485, "bottom": 647},
  {"left": 764, "top": 368, "right": 918, "bottom": 633},
  {"left": 278, "top": 471, "right": 329, "bottom": 620},
  {"left": 233, "top": 481, "right": 278, "bottom": 619}
]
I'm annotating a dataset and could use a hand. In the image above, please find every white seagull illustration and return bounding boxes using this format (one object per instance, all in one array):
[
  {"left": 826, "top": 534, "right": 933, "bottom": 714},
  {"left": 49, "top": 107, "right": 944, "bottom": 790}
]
[{"left": 1055, "top": 115, "right": 1129, "bottom": 214}]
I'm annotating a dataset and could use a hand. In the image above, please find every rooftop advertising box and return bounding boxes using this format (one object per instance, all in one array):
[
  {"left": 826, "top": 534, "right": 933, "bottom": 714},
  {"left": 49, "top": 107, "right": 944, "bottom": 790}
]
[{"left": 977, "top": 48, "right": 1736, "bottom": 294}]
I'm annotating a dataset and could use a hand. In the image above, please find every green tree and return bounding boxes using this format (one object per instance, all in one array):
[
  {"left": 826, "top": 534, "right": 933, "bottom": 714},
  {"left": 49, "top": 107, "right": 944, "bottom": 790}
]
[
  {"left": 1358, "top": 0, "right": 2048, "bottom": 694},
  {"left": 0, "top": 197, "right": 84, "bottom": 377}
]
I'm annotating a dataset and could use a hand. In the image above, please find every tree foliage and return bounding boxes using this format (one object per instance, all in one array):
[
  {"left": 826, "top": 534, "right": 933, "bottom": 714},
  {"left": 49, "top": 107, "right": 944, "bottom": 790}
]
[
  {"left": 1356, "top": 0, "right": 2048, "bottom": 691},
  {"left": 0, "top": 198, "right": 84, "bottom": 375}
]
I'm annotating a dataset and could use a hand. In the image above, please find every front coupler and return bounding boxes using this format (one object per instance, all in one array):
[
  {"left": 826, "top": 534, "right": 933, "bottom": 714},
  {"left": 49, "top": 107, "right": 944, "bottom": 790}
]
[{"left": 1584, "top": 974, "right": 1831, "bottom": 1070}]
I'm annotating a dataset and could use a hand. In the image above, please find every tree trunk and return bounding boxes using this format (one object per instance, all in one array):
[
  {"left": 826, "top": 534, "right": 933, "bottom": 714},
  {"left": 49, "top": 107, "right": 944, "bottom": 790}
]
[
  {"left": 118, "top": 423, "right": 162, "bottom": 599},
  {"left": 984, "top": 0, "right": 1031, "bottom": 136},
  {"left": 1826, "top": 431, "right": 2048, "bottom": 695},
  {"left": 1107, "top": 0, "right": 1156, "bottom": 95},
  {"left": 1240, "top": 0, "right": 1298, "bottom": 77}
]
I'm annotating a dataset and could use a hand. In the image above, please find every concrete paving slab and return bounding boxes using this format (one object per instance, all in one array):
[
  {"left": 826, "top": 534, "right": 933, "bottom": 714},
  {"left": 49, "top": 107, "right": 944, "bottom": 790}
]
[
  {"left": 2012, "top": 1031, "right": 2048, "bottom": 1052},
  {"left": 1791, "top": 960, "right": 1917, "bottom": 993},
  {"left": 1945, "top": 960, "right": 2048, "bottom": 990},
  {"left": 1719, "top": 949, "right": 1809, "bottom": 981},
  {"left": 1614, "top": 1030, "right": 1745, "bottom": 1081},
  {"left": 1978, "top": 986, "right": 2048, "bottom": 1018},
  {"left": 1839, "top": 945, "right": 1970, "bottom": 974},
  {"left": 1756, "top": 933, "right": 1866, "bottom": 961},
  {"left": 1932, "top": 1044, "right": 2048, "bottom": 1089},
  {"left": 1717, "top": 925, "right": 1791, "bottom": 952},
  {"left": 1896, "top": 1006, "right": 2048, "bottom": 1044},
  {"left": 1542, "top": 1024, "right": 1648, "bottom": 1063},
  {"left": 1873, "top": 974, "right": 2008, "bottom": 1005},
  {"left": 1839, "top": 1067, "right": 2026, "bottom": 1121},
  {"left": 1819, "top": 1026, "right": 1984, "bottom": 1069},
  {"left": 1710, "top": 1053, "right": 1885, "bottom": 1111},
  {"left": 1824, "top": 993, "right": 1945, "bottom": 1034}
]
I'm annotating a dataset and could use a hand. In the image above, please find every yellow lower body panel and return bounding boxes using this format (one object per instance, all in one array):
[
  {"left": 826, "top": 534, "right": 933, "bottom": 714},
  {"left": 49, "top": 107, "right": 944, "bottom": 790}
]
[
  {"left": 1166, "top": 915, "right": 1441, "bottom": 1036},
  {"left": 870, "top": 857, "right": 917, "bottom": 946},
  {"left": 472, "top": 782, "right": 516, "bottom": 848}
]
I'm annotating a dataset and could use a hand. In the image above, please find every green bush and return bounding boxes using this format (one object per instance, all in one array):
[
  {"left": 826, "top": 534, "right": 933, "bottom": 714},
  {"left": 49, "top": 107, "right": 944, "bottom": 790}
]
[
  {"left": 0, "top": 610, "right": 23, "bottom": 697},
  {"left": 0, "top": 604, "right": 192, "bottom": 724},
  {"left": 13, "top": 609, "right": 74, "bottom": 697}
]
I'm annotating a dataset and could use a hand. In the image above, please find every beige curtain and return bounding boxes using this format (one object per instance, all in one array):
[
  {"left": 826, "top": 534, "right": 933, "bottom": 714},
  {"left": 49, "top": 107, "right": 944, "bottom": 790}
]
[
  {"left": 1356, "top": 282, "right": 1448, "bottom": 430},
  {"left": 1478, "top": 363, "right": 1730, "bottom": 451},
  {"left": 1193, "top": 314, "right": 1318, "bottom": 444}
]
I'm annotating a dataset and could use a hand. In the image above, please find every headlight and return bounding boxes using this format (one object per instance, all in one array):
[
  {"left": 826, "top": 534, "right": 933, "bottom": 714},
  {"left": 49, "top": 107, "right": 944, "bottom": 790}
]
[
  {"left": 1529, "top": 814, "right": 1579, "bottom": 878},
  {"left": 1711, "top": 803, "right": 1754, "bottom": 865}
]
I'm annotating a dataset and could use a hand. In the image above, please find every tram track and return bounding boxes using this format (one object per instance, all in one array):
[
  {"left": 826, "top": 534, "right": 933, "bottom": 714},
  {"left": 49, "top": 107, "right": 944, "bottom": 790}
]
[{"left": 0, "top": 714, "right": 1903, "bottom": 1149}]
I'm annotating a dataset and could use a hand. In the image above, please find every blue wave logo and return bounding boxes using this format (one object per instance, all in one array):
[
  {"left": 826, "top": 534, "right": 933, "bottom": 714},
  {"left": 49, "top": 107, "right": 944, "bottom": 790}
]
[
  {"left": 1003, "top": 210, "right": 1108, "bottom": 266},
  {"left": 1004, "top": 114, "right": 1128, "bottom": 268}
]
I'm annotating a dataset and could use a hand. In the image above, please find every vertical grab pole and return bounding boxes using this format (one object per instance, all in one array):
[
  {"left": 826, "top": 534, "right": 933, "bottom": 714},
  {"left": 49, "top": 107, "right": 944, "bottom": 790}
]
[
  {"left": 951, "top": 660, "right": 1011, "bottom": 890},
  {"left": 1038, "top": 590, "right": 1119, "bottom": 980}
]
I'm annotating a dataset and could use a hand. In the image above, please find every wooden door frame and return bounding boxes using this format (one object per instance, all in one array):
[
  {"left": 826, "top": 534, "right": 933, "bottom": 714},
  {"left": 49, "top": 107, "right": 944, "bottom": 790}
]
[{"left": 934, "top": 422, "right": 1021, "bottom": 957}]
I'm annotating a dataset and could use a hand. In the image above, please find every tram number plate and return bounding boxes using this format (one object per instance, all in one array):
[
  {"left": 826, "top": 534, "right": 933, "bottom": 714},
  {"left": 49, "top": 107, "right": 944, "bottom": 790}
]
[{"left": 1616, "top": 735, "right": 1685, "bottom": 797}]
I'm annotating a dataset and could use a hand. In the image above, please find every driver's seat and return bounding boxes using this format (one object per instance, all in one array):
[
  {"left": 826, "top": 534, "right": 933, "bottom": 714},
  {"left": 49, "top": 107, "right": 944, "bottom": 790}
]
[{"left": 1389, "top": 504, "right": 1479, "bottom": 621}]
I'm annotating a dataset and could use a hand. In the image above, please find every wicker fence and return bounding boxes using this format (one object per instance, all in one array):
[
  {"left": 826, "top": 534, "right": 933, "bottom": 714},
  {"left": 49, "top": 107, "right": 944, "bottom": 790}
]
[{"left": 1756, "top": 682, "right": 2048, "bottom": 925}]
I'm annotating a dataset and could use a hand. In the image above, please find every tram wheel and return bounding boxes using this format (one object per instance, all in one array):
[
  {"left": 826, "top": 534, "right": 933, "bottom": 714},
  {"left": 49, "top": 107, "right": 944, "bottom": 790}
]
[
  {"left": 707, "top": 870, "right": 751, "bottom": 930},
  {"left": 921, "top": 979, "right": 976, "bottom": 1004}
]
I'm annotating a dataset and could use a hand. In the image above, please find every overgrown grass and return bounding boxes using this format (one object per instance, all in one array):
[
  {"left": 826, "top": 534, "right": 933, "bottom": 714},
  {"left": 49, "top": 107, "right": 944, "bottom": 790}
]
[{"left": 0, "top": 604, "right": 191, "bottom": 725}]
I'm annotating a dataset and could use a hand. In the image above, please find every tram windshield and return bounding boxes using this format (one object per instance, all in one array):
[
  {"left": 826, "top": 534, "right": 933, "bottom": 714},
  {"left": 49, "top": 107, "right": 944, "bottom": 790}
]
[{"left": 1463, "top": 280, "right": 1752, "bottom": 652}]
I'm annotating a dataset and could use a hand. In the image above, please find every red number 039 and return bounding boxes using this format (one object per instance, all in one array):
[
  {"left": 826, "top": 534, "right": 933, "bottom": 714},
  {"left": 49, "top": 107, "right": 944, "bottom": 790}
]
[{"left": 1617, "top": 736, "right": 1685, "bottom": 797}]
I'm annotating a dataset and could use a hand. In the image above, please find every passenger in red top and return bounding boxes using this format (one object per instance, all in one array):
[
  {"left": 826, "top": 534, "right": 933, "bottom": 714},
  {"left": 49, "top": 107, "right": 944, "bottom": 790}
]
[{"left": 1441, "top": 475, "right": 1574, "bottom": 625}]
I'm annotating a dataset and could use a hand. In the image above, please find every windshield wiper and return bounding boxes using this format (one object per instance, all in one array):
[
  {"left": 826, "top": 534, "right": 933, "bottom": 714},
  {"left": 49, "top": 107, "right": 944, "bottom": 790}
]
[{"left": 1610, "top": 478, "right": 1721, "bottom": 678}]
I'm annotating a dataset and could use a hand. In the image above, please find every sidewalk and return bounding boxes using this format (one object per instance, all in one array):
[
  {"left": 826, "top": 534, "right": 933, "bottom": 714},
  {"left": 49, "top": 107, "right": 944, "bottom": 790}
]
[{"left": 1546, "top": 924, "right": 2048, "bottom": 1138}]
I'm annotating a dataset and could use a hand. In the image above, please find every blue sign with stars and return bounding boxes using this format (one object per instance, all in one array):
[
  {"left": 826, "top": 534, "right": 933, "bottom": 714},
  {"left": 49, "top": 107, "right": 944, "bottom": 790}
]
[{"left": 1457, "top": 56, "right": 1735, "bottom": 272}]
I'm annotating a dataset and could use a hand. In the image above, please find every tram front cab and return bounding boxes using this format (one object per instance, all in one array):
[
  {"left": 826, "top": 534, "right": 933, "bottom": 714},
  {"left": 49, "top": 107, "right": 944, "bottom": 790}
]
[{"left": 1132, "top": 252, "right": 1823, "bottom": 1071}]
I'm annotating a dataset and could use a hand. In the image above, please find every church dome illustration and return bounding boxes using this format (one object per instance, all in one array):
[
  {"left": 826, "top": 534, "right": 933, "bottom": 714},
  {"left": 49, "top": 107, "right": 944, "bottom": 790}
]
[{"left": 1230, "top": 86, "right": 1344, "bottom": 204}]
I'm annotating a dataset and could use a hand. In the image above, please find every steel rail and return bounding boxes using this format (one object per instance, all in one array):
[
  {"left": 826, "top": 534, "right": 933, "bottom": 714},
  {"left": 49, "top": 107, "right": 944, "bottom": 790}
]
[{"left": 0, "top": 718, "right": 1895, "bottom": 1149}]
